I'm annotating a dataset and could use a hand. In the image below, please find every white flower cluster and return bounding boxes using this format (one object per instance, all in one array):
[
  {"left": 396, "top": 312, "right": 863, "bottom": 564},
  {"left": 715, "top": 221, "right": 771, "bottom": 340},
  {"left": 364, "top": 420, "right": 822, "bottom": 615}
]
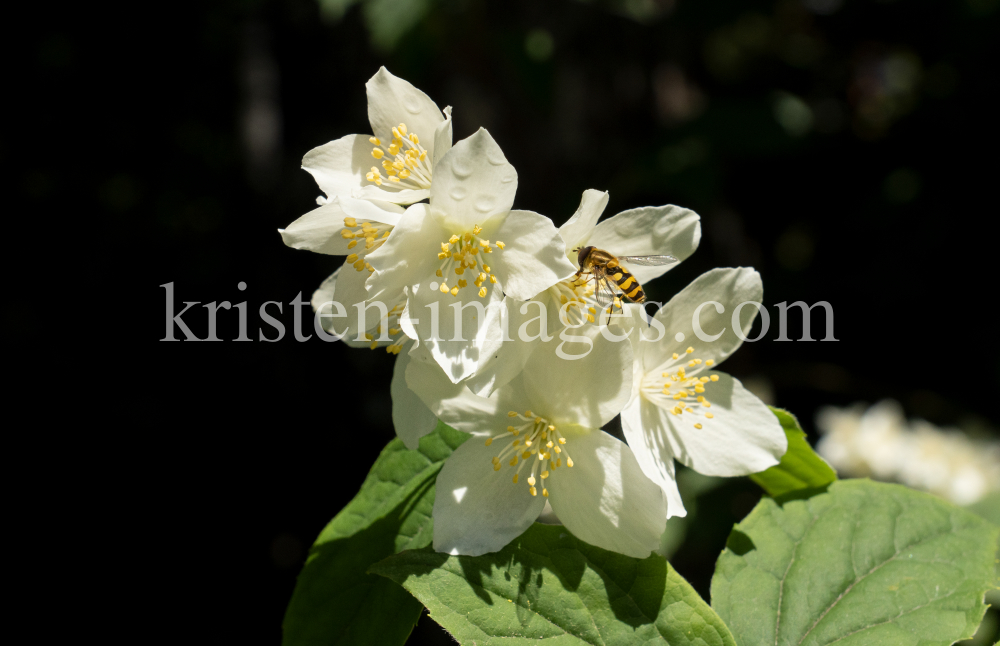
[
  {"left": 816, "top": 400, "right": 1000, "bottom": 506},
  {"left": 280, "top": 69, "right": 787, "bottom": 558}
]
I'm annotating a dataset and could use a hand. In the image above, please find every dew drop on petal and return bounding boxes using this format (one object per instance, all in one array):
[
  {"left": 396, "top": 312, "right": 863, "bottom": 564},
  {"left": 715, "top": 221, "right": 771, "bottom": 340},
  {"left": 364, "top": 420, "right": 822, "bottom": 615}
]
[
  {"left": 430, "top": 281, "right": 439, "bottom": 291},
  {"left": 674, "top": 332, "right": 685, "bottom": 342},
  {"left": 474, "top": 196, "right": 494, "bottom": 213},
  {"left": 485, "top": 149, "right": 507, "bottom": 166},
  {"left": 500, "top": 170, "right": 516, "bottom": 184},
  {"left": 402, "top": 93, "right": 422, "bottom": 115},
  {"left": 451, "top": 159, "right": 473, "bottom": 178},
  {"left": 449, "top": 186, "right": 467, "bottom": 201}
]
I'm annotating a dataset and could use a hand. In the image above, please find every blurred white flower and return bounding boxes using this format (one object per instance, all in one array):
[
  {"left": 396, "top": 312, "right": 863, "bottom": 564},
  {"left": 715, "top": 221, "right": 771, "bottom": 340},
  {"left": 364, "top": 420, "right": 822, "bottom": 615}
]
[{"left": 816, "top": 400, "right": 1000, "bottom": 506}]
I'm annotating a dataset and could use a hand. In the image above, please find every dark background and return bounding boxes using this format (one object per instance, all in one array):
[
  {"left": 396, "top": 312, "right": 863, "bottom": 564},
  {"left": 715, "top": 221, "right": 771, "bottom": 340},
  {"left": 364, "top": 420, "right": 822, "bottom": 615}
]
[{"left": 14, "top": 0, "right": 998, "bottom": 642}]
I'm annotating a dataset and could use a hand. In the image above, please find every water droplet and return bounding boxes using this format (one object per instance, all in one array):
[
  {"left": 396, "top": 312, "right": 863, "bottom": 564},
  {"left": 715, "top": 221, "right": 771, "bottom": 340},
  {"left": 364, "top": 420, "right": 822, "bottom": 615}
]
[
  {"left": 449, "top": 187, "right": 467, "bottom": 201},
  {"left": 429, "top": 281, "right": 439, "bottom": 291},
  {"left": 486, "top": 149, "right": 507, "bottom": 166},
  {"left": 474, "top": 196, "right": 494, "bottom": 213},
  {"left": 451, "top": 159, "right": 473, "bottom": 179},
  {"left": 674, "top": 332, "right": 685, "bottom": 342},
  {"left": 402, "top": 94, "right": 422, "bottom": 115},
  {"left": 500, "top": 170, "right": 516, "bottom": 184}
]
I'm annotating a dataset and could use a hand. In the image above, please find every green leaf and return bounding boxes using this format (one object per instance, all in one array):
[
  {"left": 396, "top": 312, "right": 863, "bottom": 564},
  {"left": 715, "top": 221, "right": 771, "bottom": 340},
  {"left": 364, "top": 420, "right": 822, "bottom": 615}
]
[
  {"left": 711, "top": 479, "right": 1000, "bottom": 646},
  {"left": 282, "top": 421, "right": 468, "bottom": 646},
  {"left": 750, "top": 407, "right": 837, "bottom": 499},
  {"left": 371, "top": 523, "right": 737, "bottom": 646}
]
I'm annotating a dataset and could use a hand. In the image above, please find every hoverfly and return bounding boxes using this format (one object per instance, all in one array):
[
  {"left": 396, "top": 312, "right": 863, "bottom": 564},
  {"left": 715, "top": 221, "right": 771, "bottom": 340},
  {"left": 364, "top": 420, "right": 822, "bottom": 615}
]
[{"left": 574, "top": 246, "right": 678, "bottom": 312}]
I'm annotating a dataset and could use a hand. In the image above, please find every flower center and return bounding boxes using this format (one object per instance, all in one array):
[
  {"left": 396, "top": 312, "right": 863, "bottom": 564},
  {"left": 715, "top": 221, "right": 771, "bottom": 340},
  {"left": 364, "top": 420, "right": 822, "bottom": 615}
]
[
  {"left": 363, "top": 299, "right": 407, "bottom": 354},
  {"left": 341, "top": 216, "right": 392, "bottom": 274},
  {"left": 548, "top": 276, "right": 598, "bottom": 325},
  {"left": 366, "top": 122, "right": 433, "bottom": 190},
  {"left": 642, "top": 347, "right": 720, "bottom": 430},
  {"left": 485, "top": 410, "right": 574, "bottom": 498},
  {"left": 431, "top": 224, "right": 504, "bottom": 298}
]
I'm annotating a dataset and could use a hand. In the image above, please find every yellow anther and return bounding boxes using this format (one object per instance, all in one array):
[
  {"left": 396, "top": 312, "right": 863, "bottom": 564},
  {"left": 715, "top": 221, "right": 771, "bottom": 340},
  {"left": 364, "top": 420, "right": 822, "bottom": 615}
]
[
  {"left": 369, "top": 136, "right": 380, "bottom": 145},
  {"left": 448, "top": 234, "right": 460, "bottom": 244},
  {"left": 492, "top": 456, "right": 500, "bottom": 465},
  {"left": 694, "top": 423, "right": 703, "bottom": 429},
  {"left": 392, "top": 160, "right": 404, "bottom": 170},
  {"left": 365, "top": 263, "right": 374, "bottom": 273},
  {"left": 365, "top": 237, "right": 375, "bottom": 248},
  {"left": 437, "top": 252, "right": 448, "bottom": 260},
  {"left": 478, "top": 287, "right": 488, "bottom": 298},
  {"left": 494, "top": 463, "right": 502, "bottom": 471},
  {"left": 547, "top": 425, "right": 555, "bottom": 431},
  {"left": 694, "top": 359, "right": 703, "bottom": 364},
  {"left": 522, "top": 451, "right": 531, "bottom": 459},
  {"left": 364, "top": 333, "right": 373, "bottom": 341},
  {"left": 554, "top": 446, "right": 561, "bottom": 453},
  {"left": 480, "top": 239, "right": 490, "bottom": 247},
  {"left": 455, "top": 267, "right": 464, "bottom": 275},
  {"left": 469, "top": 246, "right": 479, "bottom": 255},
  {"left": 482, "top": 264, "right": 491, "bottom": 273},
  {"left": 450, "top": 286, "right": 459, "bottom": 296},
  {"left": 371, "top": 148, "right": 384, "bottom": 159},
  {"left": 341, "top": 230, "right": 356, "bottom": 239},
  {"left": 710, "top": 375, "right": 719, "bottom": 381},
  {"left": 508, "top": 411, "right": 518, "bottom": 417},
  {"left": 567, "top": 458, "right": 574, "bottom": 468},
  {"left": 524, "top": 440, "right": 532, "bottom": 447},
  {"left": 397, "top": 123, "right": 407, "bottom": 135},
  {"left": 703, "top": 401, "right": 712, "bottom": 408},
  {"left": 686, "top": 347, "right": 694, "bottom": 353},
  {"left": 512, "top": 473, "right": 519, "bottom": 483},
  {"left": 586, "top": 314, "right": 595, "bottom": 323},
  {"left": 525, "top": 410, "right": 533, "bottom": 417},
  {"left": 389, "top": 176, "right": 400, "bottom": 183},
  {"left": 346, "top": 253, "right": 359, "bottom": 263},
  {"left": 700, "top": 377, "right": 710, "bottom": 383},
  {"left": 409, "top": 133, "right": 419, "bottom": 144},
  {"left": 695, "top": 386, "right": 705, "bottom": 393},
  {"left": 485, "top": 438, "right": 493, "bottom": 446},
  {"left": 696, "top": 395, "right": 705, "bottom": 402},
  {"left": 472, "top": 224, "right": 482, "bottom": 235},
  {"left": 706, "top": 359, "right": 715, "bottom": 366},
  {"left": 347, "top": 240, "right": 358, "bottom": 248},
  {"left": 688, "top": 360, "right": 697, "bottom": 367},
  {"left": 458, "top": 279, "right": 468, "bottom": 288},
  {"left": 344, "top": 217, "right": 357, "bottom": 227},
  {"left": 672, "top": 353, "right": 679, "bottom": 360},
  {"left": 489, "top": 274, "right": 497, "bottom": 284},
  {"left": 706, "top": 413, "right": 714, "bottom": 419},
  {"left": 546, "top": 441, "right": 554, "bottom": 448},
  {"left": 435, "top": 269, "right": 443, "bottom": 277},
  {"left": 558, "top": 438, "right": 566, "bottom": 444},
  {"left": 388, "top": 143, "right": 399, "bottom": 155},
  {"left": 541, "top": 471, "right": 549, "bottom": 479},
  {"left": 439, "top": 282, "right": 449, "bottom": 293},
  {"left": 353, "top": 258, "right": 365, "bottom": 271},
  {"left": 530, "top": 487, "right": 537, "bottom": 496},
  {"left": 389, "top": 328, "right": 400, "bottom": 335},
  {"left": 496, "top": 241, "right": 505, "bottom": 249},
  {"left": 542, "top": 488, "right": 549, "bottom": 497},
  {"left": 560, "top": 295, "right": 568, "bottom": 304},
  {"left": 686, "top": 407, "right": 693, "bottom": 413},
  {"left": 419, "top": 151, "right": 427, "bottom": 160},
  {"left": 527, "top": 476, "right": 536, "bottom": 486}
]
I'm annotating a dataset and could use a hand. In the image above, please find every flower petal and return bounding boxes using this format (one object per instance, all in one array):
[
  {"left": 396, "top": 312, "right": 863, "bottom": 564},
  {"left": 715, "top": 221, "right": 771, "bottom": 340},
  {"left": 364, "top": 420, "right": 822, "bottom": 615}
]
[
  {"left": 391, "top": 342, "right": 439, "bottom": 449},
  {"left": 432, "top": 105, "right": 453, "bottom": 166},
  {"left": 366, "top": 67, "right": 446, "bottom": 161},
  {"left": 643, "top": 267, "right": 763, "bottom": 372},
  {"left": 404, "top": 342, "right": 502, "bottom": 436},
  {"left": 301, "top": 134, "right": 368, "bottom": 201},
  {"left": 429, "top": 129, "right": 517, "bottom": 228},
  {"left": 620, "top": 397, "right": 688, "bottom": 518},
  {"left": 650, "top": 372, "right": 787, "bottom": 477},
  {"left": 404, "top": 279, "right": 505, "bottom": 383},
  {"left": 587, "top": 205, "right": 701, "bottom": 284},
  {"left": 352, "top": 186, "right": 431, "bottom": 205},
  {"left": 310, "top": 264, "right": 386, "bottom": 345},
  {"left": 485, "top": 210, "right": 577, "bottom": 302},
  {"left": 279, "top": 201, "right": 353, "bottom": 255},
  {"left": 558, "top": 189, "right": 609, "bottom": 261},
  {"left": 546, "top": 429, "right": 666, "bottom": 558},
  {"left": 432, "top": 435, "right": 546, "bottom": 556},
  {"left": 515, "top": 325, "right": 633, "bottom": 430},
  {"left": 364, "top": 203, "right": 441, "bottom": 303}
]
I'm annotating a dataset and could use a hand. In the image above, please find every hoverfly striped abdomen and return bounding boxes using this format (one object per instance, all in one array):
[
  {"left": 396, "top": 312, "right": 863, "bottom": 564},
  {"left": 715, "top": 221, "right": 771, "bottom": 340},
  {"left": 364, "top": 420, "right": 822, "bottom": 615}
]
[
  {"left": 605, "top": 260, "right": 646, "bottom": 303},
  {"left": 574, "top": 245, "right": 677, "bottom": 312}
]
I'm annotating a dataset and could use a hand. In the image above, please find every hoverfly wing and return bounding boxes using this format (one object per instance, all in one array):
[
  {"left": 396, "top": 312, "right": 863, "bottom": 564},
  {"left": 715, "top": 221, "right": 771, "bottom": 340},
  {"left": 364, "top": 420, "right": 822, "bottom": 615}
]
[
  {"left": 593, "top": 272, "right": 618, "bottom": 311},
  {"left": 617, "top": 254, "right": 679, "bottom": 267}
]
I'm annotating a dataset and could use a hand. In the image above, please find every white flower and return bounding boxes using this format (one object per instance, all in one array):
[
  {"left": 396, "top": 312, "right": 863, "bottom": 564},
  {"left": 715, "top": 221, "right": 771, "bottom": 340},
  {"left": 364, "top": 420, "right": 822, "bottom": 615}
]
[
  {"left": 365, "top": 128, "right": 576, "bottom": 383},
  {"left": 466, "top": 188, "right": 701, "bottom": 397},
  {"left": 620, "top": 267, "right": 787, "bottom": 517},
  {"left": 281, "top": 68, "right": 452, "bottom": 342},
  {"left": 404, "top": 326, "right": 666, "bottom": 558}
]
